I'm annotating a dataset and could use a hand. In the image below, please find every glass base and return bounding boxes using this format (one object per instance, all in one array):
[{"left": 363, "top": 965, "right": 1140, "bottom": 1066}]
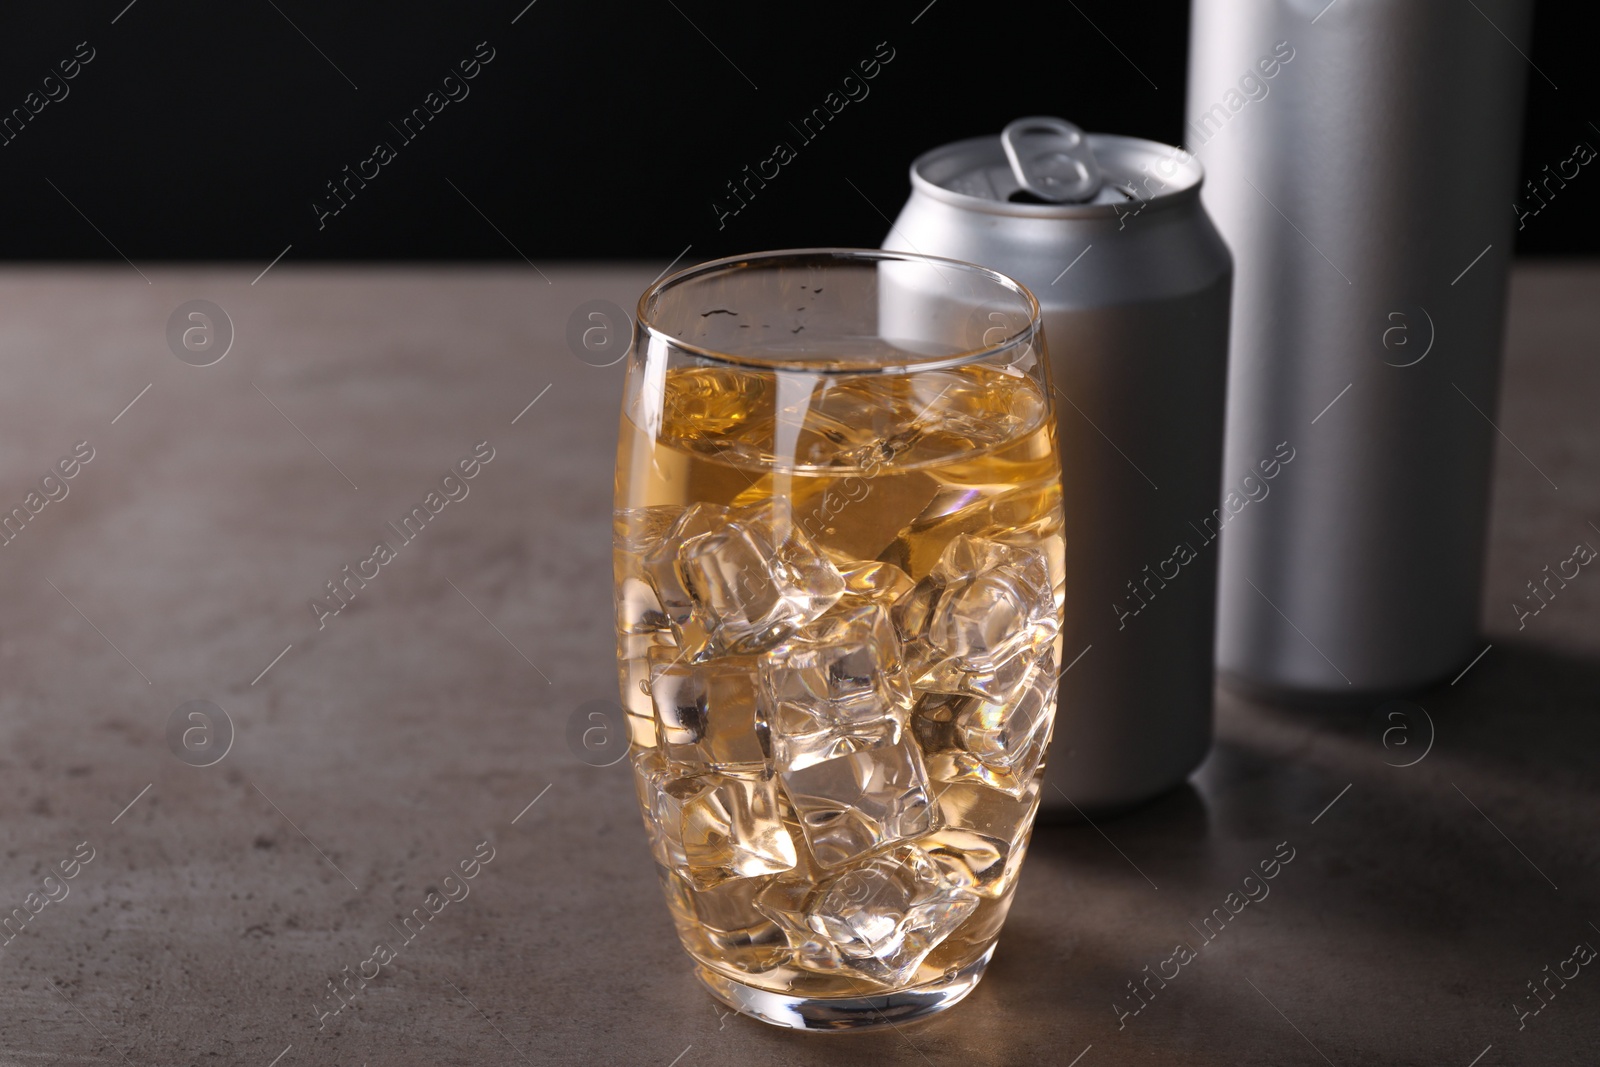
[{"left": 695, "top": 945, "right": 995, "bottom": 1032}]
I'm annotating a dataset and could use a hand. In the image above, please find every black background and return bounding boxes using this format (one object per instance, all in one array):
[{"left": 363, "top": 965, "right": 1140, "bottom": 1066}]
[{"left": 0, "top": 0, "right": 1593, "bottom": 263}]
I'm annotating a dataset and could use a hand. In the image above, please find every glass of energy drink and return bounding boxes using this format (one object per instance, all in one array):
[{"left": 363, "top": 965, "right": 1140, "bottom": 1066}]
[{"left": 613, "top": 249, "right": 1065, "bottom": 1030}]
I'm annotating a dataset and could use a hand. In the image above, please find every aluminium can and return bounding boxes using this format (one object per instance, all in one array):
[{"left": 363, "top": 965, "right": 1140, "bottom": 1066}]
[
  {"left": 1187, "top": 0, "right": 1533, "bottom": 698},
  {"left": 884, "top": 119, "right": 1233, "bottom": 814}
]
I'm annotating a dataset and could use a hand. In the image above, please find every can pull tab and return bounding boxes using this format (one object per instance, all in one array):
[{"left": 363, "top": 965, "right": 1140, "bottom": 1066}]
[{"left": 1001, "top": 116, "right": 1103, "bottom": 203}]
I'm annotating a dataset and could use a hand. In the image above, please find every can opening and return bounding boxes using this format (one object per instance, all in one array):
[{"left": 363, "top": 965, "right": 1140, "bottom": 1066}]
[{"left": 1007, "top": 188, "right": 1071, "bottom": 205}]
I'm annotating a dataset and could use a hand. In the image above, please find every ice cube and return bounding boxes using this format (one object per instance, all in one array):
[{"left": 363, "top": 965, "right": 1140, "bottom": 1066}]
[
  {"left": 619, "top": 631, "right": 675, "bottom": 748},
  {"left": 958, "top": 644, "right": 1047, "bottom": 704},
  {"left": 896, "top": 534, "right": 1058, "bottom": 697},
  {"left": 617, "top": 576, "right": 671, "bottom": 634},
  {"left": 883, "top": 477, "right": 1064, "bottom": 578},
  {"left": 780, "top": 739, "right": 939, "bottom": 867},
  {"left": 838, "top": 560, "right": 915, "bottom": 605},
  {"left": 923, "top": 536, "right": 1055, "bottom": 668},
  {"left": 616, "top": 506, "right": 687, "bottom": 636},
  {"left": 924, "top": 778, "right": 1042, "bottom": 900},
  {"left": 658, "top": 868, "right": 789, "bottom": 974},
  {"left": 911, "top": 648, "right": 1056, "bottom": 798},
  {"left": 760, "top": 600, "right": 913, "bottom": 772},
  {"left": 758, "top": 844, "right": 978, "bottom": 986},
  {"left": 678, "top": 501, "right": 846, "bottom": 653},
  {"left": 928, "top": 893, "right": 1014, "bottom": 960},
  {"left": 648, "top": 645, "right": 769, "bottom": 767},
  {"left": 615, "top": 505, "right": 687, "bottom": 558},
  {"left": 937, "top": 775, "right": 1041, "bottom": 842},
  {"left": 747, "top": 834, "right": 844, "bottom": 974},
  {"left": 634, "top": 749, "right": 796, "bottom": 889},
  {"left": 909, "top": 690, "right": 964, "bottom": 766},
  {"left": 641, "top": 503, "right": 732, "bottom": 655},
  {"left": 678, "top": 521, "right": 787, "bottom": 645},
  {"left": 920, "top": 829, "right": 1007, "bottom": 896},
  {"left": 959, "top": 645, "right": 1057, "bottom": 777}
]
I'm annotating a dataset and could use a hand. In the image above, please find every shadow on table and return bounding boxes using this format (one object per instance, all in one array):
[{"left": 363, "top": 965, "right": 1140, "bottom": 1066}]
[
  {"left": 1033, "top": 637, "right": 1600, "bottom": 837},
  {"left": 944, "top": 640, "right": 1600, "bottom": 1058}
]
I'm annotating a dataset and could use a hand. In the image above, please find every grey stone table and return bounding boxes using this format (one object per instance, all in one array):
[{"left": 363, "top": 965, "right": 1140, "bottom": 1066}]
[{"left": 0, "top": 263, "right": 1596, "bottom": 1066}]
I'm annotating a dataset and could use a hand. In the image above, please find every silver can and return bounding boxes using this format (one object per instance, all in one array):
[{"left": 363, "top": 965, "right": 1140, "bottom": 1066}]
[
  {"left": 1187, "top": 0, "right": 1533, "bottom": 697},
  {"left": 884, "top": 118, "right": 1233, "bottom": 813}
]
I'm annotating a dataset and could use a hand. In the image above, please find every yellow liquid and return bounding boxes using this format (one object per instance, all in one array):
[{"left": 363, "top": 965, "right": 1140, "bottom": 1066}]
[{"left": 615, "top": 362, "right": 1064, "bottom": 997}]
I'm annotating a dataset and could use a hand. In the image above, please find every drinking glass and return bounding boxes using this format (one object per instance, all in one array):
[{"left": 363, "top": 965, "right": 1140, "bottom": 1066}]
[{"left": 613, "top": 249, "right": 1065, "bottom": 1030}]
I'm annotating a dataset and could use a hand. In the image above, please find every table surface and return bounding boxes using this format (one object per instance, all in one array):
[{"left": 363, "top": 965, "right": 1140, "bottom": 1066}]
[{"left": 0, "top": 263, "right": 1596, "bottom": 1066}]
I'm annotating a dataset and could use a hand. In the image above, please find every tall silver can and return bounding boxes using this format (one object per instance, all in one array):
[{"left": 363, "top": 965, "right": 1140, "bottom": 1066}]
[
  {"left": 884, "top": 118, "right": 1233, "bottom": 813},
  {"left": 1188, "top": 0, "right": 1532, "bottom": 697}
]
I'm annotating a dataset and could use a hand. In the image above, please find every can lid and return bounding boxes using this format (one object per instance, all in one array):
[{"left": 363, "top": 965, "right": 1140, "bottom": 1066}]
[{"left": 909, "top": 117, "right": 1202, "bottom": 219}]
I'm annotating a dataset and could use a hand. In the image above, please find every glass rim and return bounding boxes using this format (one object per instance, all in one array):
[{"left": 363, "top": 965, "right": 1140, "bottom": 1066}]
[{"left": 634, "top": 247, "right": 1042, "bottom": 375}]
